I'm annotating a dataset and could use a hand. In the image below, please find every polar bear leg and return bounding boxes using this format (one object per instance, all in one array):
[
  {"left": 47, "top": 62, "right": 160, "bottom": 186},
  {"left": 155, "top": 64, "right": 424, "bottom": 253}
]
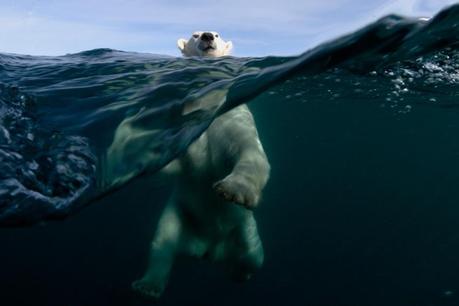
[
  {"left": 227, "top": 215, "right": 264, "bottom": 281},
  {"left": 210, "top": 106, "right": 270, "bottom": 210},
  {"left": 132, "top": 200, "right": 182, "bottom": 299}
]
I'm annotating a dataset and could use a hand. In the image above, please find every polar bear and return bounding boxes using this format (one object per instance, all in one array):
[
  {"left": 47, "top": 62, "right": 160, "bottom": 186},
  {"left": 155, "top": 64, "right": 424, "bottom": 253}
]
[{"left": 132, "top": 31, "right": 270, "bottom": 299}]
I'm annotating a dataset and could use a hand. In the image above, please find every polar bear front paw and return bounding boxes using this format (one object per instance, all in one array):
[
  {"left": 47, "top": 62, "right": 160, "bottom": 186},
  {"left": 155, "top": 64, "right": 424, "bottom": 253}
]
[
  {"left": 132, "top": 278, "right": 164, "bottom": 300},
  {"left": 213, "top": 174, "right": 260, "bottom": 209}
]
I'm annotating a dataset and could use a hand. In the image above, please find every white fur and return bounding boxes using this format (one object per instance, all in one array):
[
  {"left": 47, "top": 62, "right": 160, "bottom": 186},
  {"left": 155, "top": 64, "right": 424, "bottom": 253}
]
[{"left": 132, "top": 32, "right": 270, "bottom": 299}]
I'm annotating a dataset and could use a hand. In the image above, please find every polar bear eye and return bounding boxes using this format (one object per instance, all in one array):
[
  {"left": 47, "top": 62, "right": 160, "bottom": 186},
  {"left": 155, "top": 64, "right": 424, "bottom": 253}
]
[
  {"left": 215, "top": 34, "right": 219, "bottom": 38},
  {"left": 192, "top": 34, "right": 199, "bottom": 38}
]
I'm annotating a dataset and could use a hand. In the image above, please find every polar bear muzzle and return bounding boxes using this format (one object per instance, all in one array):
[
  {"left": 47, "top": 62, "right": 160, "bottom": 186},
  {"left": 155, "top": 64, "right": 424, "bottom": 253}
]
[
  {"left": 199, "top": 32, "right": 217, "bottom": 51},
  {"left": 200, "top": 32, "right": 214, "bottom": 41}
]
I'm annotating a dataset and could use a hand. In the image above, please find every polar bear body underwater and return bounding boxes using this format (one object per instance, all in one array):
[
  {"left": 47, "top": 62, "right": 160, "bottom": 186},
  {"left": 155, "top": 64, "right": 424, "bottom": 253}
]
[{"left": 132, "top": 31, "right": 270, "bottom": 299}]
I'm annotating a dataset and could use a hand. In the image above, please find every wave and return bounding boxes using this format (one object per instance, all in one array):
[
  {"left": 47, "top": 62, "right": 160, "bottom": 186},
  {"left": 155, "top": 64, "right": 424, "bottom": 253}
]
[{"left": 1, "top": 4, "right": 459, "bottom": 226}]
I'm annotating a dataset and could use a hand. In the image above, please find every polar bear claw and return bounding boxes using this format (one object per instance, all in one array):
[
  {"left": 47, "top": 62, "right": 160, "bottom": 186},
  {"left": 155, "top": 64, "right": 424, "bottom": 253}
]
[{"left": 214, "top": 174, "right": 260, "bottom": 209}]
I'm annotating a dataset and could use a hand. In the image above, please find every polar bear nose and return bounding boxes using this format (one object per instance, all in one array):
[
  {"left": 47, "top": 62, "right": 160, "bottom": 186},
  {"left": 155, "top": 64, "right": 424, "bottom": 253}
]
[{"left": 201, "top": 32, "right": 214, "bottom": 41}]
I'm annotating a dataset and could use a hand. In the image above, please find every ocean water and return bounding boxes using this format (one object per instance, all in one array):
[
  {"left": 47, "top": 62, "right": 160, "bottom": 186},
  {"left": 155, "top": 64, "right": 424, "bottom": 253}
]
[{"left": 1, "top": 4, "right": 459, "bottom": 306}]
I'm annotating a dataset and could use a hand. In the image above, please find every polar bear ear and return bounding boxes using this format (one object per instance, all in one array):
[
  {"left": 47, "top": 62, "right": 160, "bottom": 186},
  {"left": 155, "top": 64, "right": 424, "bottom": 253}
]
[
  {"left": 177, "top": 38, "right": 187, "bottom": 53},
  {"left": 225, "top": 41, "right": 233, "bottom": 55}
]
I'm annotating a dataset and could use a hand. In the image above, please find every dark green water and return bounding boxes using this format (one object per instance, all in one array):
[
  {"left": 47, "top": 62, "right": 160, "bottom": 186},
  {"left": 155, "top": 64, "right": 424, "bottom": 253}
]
[{"left": 1, "top": 4, "right": 459, "bottom": 306}]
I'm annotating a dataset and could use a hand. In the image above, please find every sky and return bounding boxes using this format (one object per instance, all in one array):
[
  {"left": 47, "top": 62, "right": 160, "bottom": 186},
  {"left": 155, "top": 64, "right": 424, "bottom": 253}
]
[{"left": 0, "top": 0, "right": 457, "bottom": 57}]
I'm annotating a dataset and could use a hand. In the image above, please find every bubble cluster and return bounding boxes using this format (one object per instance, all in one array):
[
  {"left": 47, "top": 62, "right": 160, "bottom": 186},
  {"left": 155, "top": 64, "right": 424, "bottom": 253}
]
[
  {"left": 0, "top": 85, "right": 96, "bottom": 225},
  {"left": 379, "top": 48, "right": 459, "bottom": 110}
]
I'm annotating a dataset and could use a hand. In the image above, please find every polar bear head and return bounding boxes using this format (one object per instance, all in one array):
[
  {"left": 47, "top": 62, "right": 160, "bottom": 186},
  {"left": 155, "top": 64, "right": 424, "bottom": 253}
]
[{"left": 177, "top": 31, "right": 233, "bottom": 57}]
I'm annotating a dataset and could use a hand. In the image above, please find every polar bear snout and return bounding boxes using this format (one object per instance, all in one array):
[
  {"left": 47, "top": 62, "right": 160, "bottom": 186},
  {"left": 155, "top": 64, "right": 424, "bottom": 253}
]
[
  {"left": 198, "top": 32, "right": 217, "bottom": 51},
  {"left": 199, "top": 42, "right": 216, "bottom": 52},
  {"left": 200, "top": 32, "right": 214, "bottom": 41}
]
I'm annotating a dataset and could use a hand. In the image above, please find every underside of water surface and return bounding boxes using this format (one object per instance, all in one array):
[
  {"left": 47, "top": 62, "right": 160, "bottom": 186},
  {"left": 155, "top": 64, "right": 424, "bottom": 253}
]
[{"left": 1, "top": 5, "right": 459, "bottom": 225}]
